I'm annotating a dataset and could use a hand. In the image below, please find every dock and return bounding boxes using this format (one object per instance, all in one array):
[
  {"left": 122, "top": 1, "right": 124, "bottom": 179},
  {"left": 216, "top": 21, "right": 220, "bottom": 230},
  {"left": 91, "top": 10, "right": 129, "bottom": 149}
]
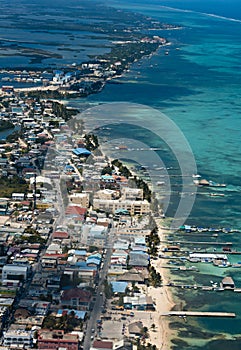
[
  {"left": 160, "top": 240, "right": 233, "bottom": 246},
  {"left": 163, "top": 311, "right": 236, "bottom": 318}
]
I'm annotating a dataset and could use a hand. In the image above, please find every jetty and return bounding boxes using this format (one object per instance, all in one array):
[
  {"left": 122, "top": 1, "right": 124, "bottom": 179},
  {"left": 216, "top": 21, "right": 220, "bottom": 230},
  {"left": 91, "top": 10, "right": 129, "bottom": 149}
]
[
  {"left": 163, "top": 311, "right": 236, "bottom": 318},
  {"left": 160, "top": 240, "right": 233, "bottom": 246}
]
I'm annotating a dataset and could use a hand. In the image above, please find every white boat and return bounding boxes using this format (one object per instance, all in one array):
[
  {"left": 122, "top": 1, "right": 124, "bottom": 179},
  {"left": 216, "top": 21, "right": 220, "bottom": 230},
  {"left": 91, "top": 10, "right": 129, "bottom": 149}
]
[
  {"left": 156, "top": 181, "right": 165, "bottom": 186},
  {"left": 192, "top": 174, "right": 201, "bottom": 178}
]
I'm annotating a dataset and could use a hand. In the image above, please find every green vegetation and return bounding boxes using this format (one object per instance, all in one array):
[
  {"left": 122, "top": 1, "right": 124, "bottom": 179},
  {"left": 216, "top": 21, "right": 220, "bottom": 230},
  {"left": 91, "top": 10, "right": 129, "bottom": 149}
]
[
  {"left": 101, "top": 164, "right": 114, "bottom": 175},
  {"left": 93, "top": 41, "right": 159, "bottom": 70},
  {"left": 0, "top": 176, "right": 28, "bottom": 198},
  {"left": 148, "top": 265, "right": 162, "bottom": 288},
  {"left": 52, "top": 101, "right": 79, "bottom": 121},
  {"left": 112, "top": 159, "right": 152, "bottom": 201},
  {"left": 103, "top": 278, "right": 113, "bottom": 299},
  {"left": 112, "top": 159, "right": 132, "bottom": 178},
  {"left": 21, "top": 232, "right": 46, "bottom": 245},
  {"left": 133, "top": 176, "right": 152, "bottom": 202},
  {"left": 84, "top": 133, "right": 99, "bottom": 151},
  {"left": 146, "top": 227, "right": 160, "bottom": 257},
  {"left": 43, "top": 312, "right": 83, "bottom": 332}
]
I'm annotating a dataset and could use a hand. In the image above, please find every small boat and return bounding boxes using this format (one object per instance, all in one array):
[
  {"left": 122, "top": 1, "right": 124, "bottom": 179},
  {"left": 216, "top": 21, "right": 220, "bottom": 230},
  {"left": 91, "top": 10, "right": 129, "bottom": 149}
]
[
  {"left": 192, "top": 174, "right": 201, "bottom": 178},
  {"left": 209, "top": 180, "right": 226, "bottom": 188},
  {"left": 210, "top": 193, "right": 225, "bottom": 197},
  {"left": 194, "top": 179, "right": 226, "bottom": 187}
]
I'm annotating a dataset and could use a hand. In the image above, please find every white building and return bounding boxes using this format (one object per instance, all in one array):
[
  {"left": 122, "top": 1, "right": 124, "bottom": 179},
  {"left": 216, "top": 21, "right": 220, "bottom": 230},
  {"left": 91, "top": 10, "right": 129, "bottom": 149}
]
[
  {"left": 121, "top": 187, "right": 143, "bottom": 201},
  {"left": 2, "top": 265, "right": 28, "bottom": 281},
  {"left": 3, "top": 330, "right": 33, "bottom": 347},
  {"left": 11, "top": 193, "right": 25, "bottom": 201},
  {"left": 69, "top": 192, "right": 89, "bottom": 208},
  {"left": 93, "top": 198, "right": 150, "bottom": 216}
]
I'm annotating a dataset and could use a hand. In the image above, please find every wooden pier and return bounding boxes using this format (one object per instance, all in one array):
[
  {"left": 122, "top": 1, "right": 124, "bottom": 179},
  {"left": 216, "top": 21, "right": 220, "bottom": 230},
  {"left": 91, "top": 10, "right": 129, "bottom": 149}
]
[{"left": 163, "top": 311, "right": 236, "bottom": 318}]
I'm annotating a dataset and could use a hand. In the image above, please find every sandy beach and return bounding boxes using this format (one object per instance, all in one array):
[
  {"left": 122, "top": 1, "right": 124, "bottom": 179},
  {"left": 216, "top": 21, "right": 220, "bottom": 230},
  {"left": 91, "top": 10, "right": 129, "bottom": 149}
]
[{"left": 146, "top": 219, "right": 177, "bottom": 349}]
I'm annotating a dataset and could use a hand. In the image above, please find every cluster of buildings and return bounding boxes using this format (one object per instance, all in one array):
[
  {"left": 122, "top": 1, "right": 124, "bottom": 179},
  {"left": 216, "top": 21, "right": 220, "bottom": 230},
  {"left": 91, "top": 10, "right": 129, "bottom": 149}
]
[
  {"left": 0, "top": 92, "right": 159, "bottom": 349},
  {"left": 1, "top": 34, "right": 167, "bottom": 99}
]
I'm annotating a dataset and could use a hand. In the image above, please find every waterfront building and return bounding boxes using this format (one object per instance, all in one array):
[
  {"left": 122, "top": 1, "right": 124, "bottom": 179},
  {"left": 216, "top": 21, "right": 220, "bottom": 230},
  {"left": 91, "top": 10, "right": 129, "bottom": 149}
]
[{"left": 93, "top": 198, "right": 150, "bottom": 216}]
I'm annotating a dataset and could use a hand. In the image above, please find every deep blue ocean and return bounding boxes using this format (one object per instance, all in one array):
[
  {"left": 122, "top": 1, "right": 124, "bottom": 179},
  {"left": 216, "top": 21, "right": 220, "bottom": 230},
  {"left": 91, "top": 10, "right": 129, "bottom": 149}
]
[{"left": 71, "top": 1, "right": 241, "bottom": 348}]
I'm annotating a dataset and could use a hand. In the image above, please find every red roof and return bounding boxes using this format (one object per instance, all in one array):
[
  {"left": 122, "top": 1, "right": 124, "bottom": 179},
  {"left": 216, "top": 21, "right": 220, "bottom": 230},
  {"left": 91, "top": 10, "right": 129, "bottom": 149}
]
[
  {"left": 21, "top": 201, "right": 31, "bottom": 206},
  {"left": 92, "top": 340, "right": 113, "bottom": 349},
  {"left": 65, "top": 205, "right": 87, "bottom": 216},
  {"left": 61, "top": 288, "right": 91, "bottom": 302},
  {"left": 52, "top": 231, "right": 69, "bottom": 239},
  {"left": 29, "top": 244, "right": 41, "bottom": 249}
]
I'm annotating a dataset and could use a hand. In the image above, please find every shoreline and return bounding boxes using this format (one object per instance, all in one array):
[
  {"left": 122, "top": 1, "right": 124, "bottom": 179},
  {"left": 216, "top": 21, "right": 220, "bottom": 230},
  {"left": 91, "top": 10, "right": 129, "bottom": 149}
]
[
  {"left": 95, "top": 149, "right": 177, "bottom": 348},
  {"left": 150, "top": 219, "right": 177, "bottom": 349},
  {"left": 99, "top": 153, "right": 177, "bottom": 348}
]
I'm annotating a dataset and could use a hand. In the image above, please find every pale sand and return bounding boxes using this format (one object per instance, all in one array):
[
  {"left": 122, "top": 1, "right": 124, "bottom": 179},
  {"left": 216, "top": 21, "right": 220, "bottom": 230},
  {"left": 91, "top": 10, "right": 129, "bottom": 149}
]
[{"left": 146, "top": 218, "right": 177, "bottom": 349}]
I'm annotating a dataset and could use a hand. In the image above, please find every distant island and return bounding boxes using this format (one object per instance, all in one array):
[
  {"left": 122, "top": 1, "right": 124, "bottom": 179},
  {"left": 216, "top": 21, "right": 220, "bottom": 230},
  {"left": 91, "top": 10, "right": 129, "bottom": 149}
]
[{"left": 0, "top": 1, "right": 181, "bottom": 100}]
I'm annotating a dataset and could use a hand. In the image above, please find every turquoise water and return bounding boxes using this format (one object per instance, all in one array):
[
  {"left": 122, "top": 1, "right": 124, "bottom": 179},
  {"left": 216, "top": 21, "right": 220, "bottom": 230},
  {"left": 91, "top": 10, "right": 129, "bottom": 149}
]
[
  {"left": 1, "top": 0, "right": 241, "bottom": 347},
  {"left": 71, "top": 2, "right": 241, "bottom": 348}
]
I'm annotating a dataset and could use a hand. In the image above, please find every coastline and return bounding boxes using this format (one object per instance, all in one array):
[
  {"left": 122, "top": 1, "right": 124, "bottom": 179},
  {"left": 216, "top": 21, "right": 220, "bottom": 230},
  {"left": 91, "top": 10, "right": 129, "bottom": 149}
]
[
  {"left": 1, "top": 1, "right": 241, "bottom": 349},
  {"left": 99, "top": 152, "right": 177, "bottom": 348},
  {"left": 152, "top": 219, "right": 177, "bottom": 349},
  {"left": 95, "top": 149, "right": 177, "bottom": 348}
]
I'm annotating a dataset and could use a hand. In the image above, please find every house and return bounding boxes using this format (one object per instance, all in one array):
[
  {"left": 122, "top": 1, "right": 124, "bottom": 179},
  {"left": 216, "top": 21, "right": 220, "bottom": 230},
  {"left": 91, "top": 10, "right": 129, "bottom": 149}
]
[
  {"left": 72, "top": 148, "right": 91, "bottom": 157},
  {"left": 93, "top": 199, "right": 150, "bottom": 216},
  {"left": 116, "top": 271, "right": 145, "bottom": 284},
  {"left": 2, "top": 264, "right": 29, "bottom": 281},
  {"left": 128, "top": 321, "right": 143, "bottom": 337},
  {"left": 56, "top": 309, "right": 86, "bottom": 320},
  {"left": 65, "top": 205, "right": 87, "bottom": 222},
  {"left": 34, "top": 301, "right": 51, "bottom": 316},
  {"left": 12, "top": 193, "right": 25, "bottom": 201},
  {"left": 46, "top": 275, "right": 61, "bottom": 290},
  {"left": 38, "top": 330, "right": 79, "bottom": 350},
  {"left": 87, "top": 225, "right": 107, "bottom": 247},
  {"left": 0, "top": 200, "right": 8, "bottom": 216},
  {"left": 128, "top": 252, "right": 149, "bottom": 267},
  {"left": 64, "top": 264, "right": 97, "bottom": 286},
  {"left": 121, "top": 188, "right": 143, "bottom": 201},
  {"left": 123, "top": 294, "right": 155, "bottom": 311},
  {"left": 91, "top": 340, "right": 113, "bottom": 350},
  {"left": 41, "top": 257, "right": 57, "bottom": 269},
  {"left": 69, "top": 192, "right": 89, "bottom": 208},
  {"left": 3, "top": 330, "right": 33, "bottom": 347},
  {"left": 111, "top": 281, "right": 128, "bottom": 294},
  {"left": 46, "top": 243, "right": 62, "bottom": 255},
  {"left": 68, "top": 249, "right": 87, "bottom": 261},
  {"left": 52, "top": 231, "right": 69, "bottom": 240},
  {"left": 61, "top": 288, "right": 92, "bottom": 310},
  {"left": 86, "top": 253, "right": 102, "bottom": 267}
]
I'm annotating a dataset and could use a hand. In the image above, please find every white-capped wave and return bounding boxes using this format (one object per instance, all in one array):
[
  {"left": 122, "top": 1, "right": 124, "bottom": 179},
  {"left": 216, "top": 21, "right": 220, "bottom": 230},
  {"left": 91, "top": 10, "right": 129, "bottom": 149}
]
[{"left": 159, "top": 5, "right": 241, "bottom": 24}]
